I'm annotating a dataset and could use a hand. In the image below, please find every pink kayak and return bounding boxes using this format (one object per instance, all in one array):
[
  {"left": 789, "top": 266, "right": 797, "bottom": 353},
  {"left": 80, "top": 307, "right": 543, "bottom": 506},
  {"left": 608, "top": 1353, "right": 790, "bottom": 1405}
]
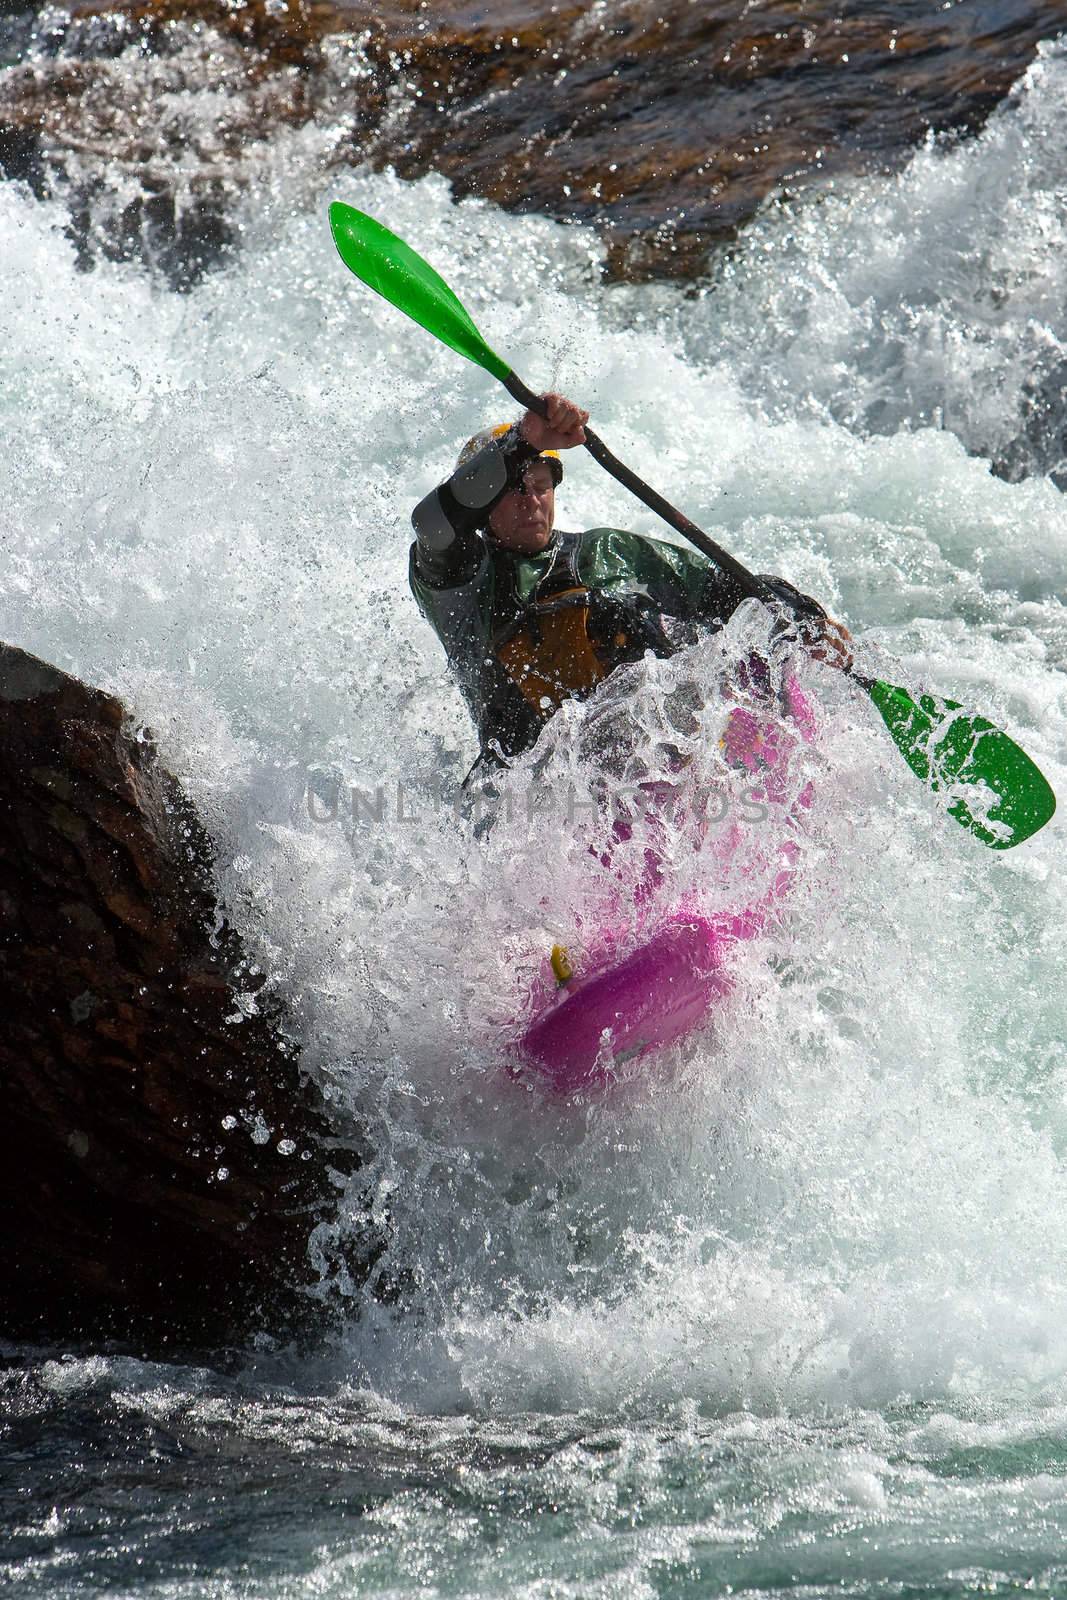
[{"left": 515, "top": 677, "right": 817, "bottom": 1093}]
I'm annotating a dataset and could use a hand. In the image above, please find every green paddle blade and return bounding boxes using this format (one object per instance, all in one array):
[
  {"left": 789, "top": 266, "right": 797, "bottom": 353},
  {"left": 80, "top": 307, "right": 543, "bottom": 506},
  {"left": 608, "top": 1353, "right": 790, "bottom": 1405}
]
[
  {"left": 328, "top": 202, "right": 511, "bottom": 382},
  {"left": 865, "top": 679, "right": 1056, "bottom": 849}
]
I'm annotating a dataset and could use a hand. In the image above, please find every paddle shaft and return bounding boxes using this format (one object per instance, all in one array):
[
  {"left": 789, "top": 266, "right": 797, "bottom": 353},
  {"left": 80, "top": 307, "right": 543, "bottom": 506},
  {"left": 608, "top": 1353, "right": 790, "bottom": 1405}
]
[{"left": 502, "top": 372, "right": 766, "bottom": 603}]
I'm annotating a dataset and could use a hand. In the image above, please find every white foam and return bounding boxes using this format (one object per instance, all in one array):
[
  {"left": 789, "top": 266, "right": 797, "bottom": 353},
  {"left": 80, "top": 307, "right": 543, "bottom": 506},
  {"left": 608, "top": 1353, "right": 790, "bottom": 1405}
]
[{"left": 2, "top": 71, "right": 1066, "bottom": 1423}]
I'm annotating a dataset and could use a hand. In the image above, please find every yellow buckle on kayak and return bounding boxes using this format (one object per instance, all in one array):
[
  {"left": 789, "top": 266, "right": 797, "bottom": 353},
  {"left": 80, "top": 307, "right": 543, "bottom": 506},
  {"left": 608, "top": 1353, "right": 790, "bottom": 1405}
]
[{"left": 550, "top": 944, "right": 573, "bottom": 985}]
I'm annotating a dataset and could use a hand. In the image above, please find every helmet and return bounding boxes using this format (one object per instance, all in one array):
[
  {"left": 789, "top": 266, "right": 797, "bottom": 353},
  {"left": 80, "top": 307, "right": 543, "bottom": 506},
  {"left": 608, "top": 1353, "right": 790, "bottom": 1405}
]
[{"left": 457, "top": 423, "right": 563, "bottom": 486}]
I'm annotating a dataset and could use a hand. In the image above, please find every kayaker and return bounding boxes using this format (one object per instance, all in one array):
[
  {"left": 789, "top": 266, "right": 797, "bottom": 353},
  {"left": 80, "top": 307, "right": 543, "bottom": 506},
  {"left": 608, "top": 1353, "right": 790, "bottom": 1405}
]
[{"left": 410, "top": 391, "right": 850, "bottom": 765}]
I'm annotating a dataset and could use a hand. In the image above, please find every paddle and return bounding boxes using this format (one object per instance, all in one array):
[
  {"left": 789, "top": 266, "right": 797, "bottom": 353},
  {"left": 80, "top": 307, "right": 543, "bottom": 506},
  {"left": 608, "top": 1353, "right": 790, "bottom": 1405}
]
[{"left": 328, "top": 200, "right": 1056, "bottom": 850}]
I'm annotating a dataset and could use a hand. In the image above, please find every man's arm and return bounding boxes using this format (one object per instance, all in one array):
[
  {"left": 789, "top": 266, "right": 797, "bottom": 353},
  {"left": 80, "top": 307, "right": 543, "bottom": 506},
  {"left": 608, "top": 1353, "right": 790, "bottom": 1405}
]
[
  {"left": 617, "top": 532, "right": 853, "bottom": 669},
  {"left": 411, "top": 424, "right": 542, "bottom": 587}
]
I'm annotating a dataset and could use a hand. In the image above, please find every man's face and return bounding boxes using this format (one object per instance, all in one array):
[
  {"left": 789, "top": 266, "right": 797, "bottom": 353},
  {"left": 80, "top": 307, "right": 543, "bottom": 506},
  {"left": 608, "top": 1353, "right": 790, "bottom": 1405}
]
[{"left": 487, "top": 461, "right": 556, "bottom": 554}]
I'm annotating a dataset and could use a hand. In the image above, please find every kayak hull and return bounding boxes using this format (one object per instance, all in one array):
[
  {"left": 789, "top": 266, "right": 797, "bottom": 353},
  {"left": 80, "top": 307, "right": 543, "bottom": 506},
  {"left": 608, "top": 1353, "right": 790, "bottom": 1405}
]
[{"left": 519, "top": 915, "right": 737, "bottom": 1092}]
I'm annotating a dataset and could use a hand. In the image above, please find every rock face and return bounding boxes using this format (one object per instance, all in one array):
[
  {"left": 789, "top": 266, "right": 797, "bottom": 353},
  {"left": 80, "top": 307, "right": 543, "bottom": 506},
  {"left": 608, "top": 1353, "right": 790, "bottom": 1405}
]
[
  {"left": 0, "top": 0, "right": 1061, "bottom": 286},
  {"left": 356, "top": 0, "right": 1066, "bottom": 282},
  {"left": 0, "top": 644, "right": 366, "bottom": 1349}
]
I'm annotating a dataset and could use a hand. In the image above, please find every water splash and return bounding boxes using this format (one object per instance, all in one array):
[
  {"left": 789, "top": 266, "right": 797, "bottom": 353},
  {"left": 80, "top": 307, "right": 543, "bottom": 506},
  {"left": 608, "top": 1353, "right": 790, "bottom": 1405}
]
[{"left": 680, "top": 37, "right": 1067, "bottom": 488}]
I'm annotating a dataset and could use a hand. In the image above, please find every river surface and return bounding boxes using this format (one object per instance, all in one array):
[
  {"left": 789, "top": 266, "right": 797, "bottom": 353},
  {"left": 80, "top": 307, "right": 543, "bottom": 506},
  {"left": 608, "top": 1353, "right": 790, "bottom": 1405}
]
[{"left": 3, "top": 6, "right": 1067, "bottom": 1597}]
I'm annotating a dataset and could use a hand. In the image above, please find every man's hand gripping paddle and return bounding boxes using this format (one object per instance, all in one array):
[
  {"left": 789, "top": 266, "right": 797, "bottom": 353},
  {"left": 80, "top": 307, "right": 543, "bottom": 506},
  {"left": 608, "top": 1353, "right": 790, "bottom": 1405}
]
[{"left": 328, "top": 200, "right": 1056, "bottom": 851}]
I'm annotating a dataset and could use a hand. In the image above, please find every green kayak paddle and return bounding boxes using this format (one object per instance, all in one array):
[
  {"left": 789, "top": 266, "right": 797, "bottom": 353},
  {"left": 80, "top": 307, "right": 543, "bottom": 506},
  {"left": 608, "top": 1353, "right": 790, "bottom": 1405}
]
[{"left": 328, "top": 200, "right": 1056, "bottom": 851}]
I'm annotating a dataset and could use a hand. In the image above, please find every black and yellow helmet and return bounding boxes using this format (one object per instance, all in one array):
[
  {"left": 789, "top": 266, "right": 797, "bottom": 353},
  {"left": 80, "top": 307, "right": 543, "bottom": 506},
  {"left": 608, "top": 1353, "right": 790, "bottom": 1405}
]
[{"left": 457, "top": 423, "right": 563, "bottom": 486}]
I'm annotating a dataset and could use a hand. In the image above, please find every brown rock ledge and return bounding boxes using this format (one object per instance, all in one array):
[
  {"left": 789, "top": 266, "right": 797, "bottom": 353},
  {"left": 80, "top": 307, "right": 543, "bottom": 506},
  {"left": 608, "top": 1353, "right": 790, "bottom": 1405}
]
[
  {"left": 0, "top": 0, "right": 1062, "bottom": 286},
  {"left": 0, "top": 643, "right": 370, "bottom": 1350}
]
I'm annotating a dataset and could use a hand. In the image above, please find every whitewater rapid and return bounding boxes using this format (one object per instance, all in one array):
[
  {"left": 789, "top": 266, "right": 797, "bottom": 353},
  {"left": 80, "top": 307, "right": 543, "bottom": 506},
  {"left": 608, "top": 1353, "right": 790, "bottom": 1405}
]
[{"left": 2, "top": 37, "right": 1066, "bottom": 1450}]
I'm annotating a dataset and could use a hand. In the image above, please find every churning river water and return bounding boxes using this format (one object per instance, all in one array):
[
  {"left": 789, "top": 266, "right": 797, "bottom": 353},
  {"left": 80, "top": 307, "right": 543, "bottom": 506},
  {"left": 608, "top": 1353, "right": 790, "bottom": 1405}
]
[{"left": 4, "top": 15, "right": 1067, "bottom": 1599}]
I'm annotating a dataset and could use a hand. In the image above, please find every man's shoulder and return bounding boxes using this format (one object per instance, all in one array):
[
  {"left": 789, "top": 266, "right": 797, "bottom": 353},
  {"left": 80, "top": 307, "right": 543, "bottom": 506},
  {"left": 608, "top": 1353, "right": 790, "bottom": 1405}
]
[
  {"left": 574, "top": 525, "right": 647, "bottom": 556},
  {"left": 576, "top": 526, "right": 694, "bottom": 568},
  {"left": 579, "top": 531, "right": 639, "bottom": 550},
  {"left": 578, "top": 525, "right": 685, "bottom": 548}
]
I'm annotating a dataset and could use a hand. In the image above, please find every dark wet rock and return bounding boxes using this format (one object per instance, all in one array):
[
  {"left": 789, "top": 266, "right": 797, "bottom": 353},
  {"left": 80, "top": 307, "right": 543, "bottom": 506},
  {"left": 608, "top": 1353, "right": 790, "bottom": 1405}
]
[
  {"left": 995, "top": 359, "right": 1067, "bottom": 490},
  {"left": 0, "top": 1, "right": 339, "bottom": 288},
  {"left": 0, "top": 643, "right": 371, "bottom": 1350},
  {"left": 359, "top": 0, "right": 1067, "bottom": 282},
  {"left": 0, "top": 0, "right": 1063, "bottom": 287}
]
